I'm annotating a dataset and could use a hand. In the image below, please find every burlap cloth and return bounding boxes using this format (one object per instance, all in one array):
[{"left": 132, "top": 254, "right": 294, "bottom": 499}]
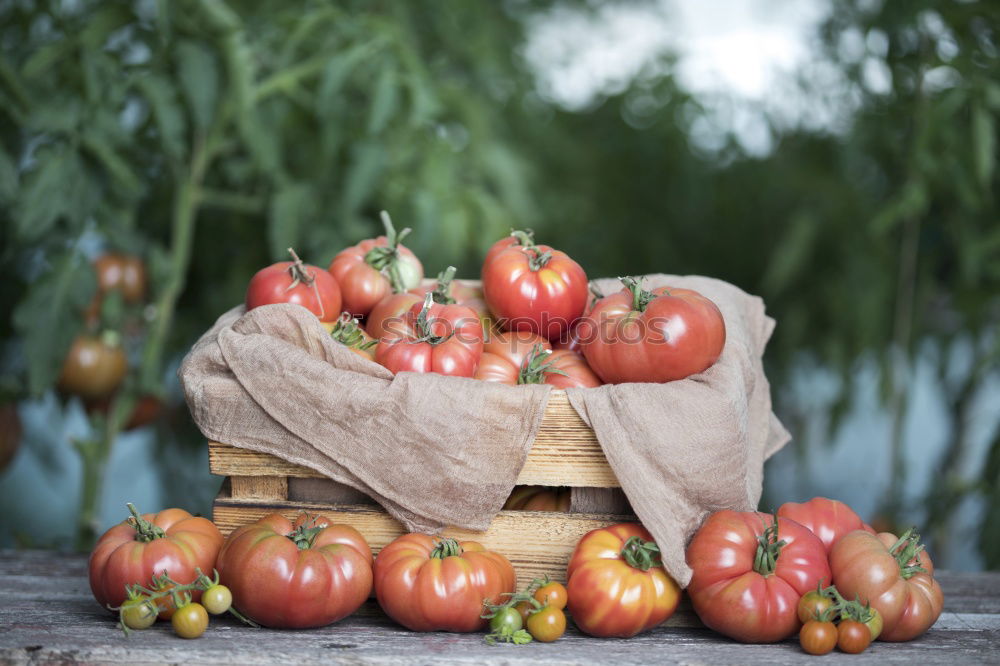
[{"left": 179, "top": 274, "right": 789, "bottom": 587}]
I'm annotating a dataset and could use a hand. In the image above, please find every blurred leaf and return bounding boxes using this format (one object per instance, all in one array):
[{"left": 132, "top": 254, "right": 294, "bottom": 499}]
[
  {"left": 870, "top": 179, "right": 928, "bottom": 235},
  {"left": 341, "top": 141, "right": 385, "bottom": 217},
  {"left": 317, "top": 42, "right": 377, "bottom": 113},
  {"left": 268, "top": 183, "right": 313, "bottom": 260},
  {"left": 762, "top": 212, "right": 819, "bottom": 295},
  {"left": 368, "top": 63, "right": 399, "bottom": 135},
  {"left": 972, "top": 102, "right": 995, "bottom": 191},
  {"left": 14, "top": 149, "right": 93, "bottom": 240},
  {"left": 21, "top": 41, "right": 73, "bottom": 79},
  {"left": 176, "top": 40, "right": 219, "bottom": 133},
  {"left": 81, "top": 131, "right": 143, "bottom": 200},
  {"left": 77, "top": 4, "right": 133, "bottom": 49},
  {"left": 133, "top": 74, "right": 188, "bottom": 163},
  {"left": 12, "top": 250, "right": 96, "bottom": 395},
  {"left": 0, "top": 141, "right": 17, "bottom": 203}
]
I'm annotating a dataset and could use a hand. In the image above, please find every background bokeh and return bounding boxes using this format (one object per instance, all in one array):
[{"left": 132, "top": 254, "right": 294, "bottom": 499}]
[{"left": 1, "top": 0, "right": 997, "bottom": 569}]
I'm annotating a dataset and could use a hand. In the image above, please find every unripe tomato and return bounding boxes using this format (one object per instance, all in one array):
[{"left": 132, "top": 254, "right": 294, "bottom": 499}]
[
  {"left": 58, "top": 335, "right": 127, "bottom": 400},
  {"left": 171, "top": 602, "right": 209, "bottom": 639},
  {"left": 201, "top": 585, "right": 232, "bottom": 615},
  {"left": 120, "top": 596, "right": 158, "bottom": 630}
]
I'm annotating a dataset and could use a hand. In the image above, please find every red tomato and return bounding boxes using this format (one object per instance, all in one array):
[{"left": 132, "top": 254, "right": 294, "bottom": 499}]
[
  {"left": 373, "top": 535, "right": 516, "bottom": 632},
  {"left": 366, "top": 292, "right": 422, "bottom": 341},
  {"left": 375, "top": 295, "right": 484, "bottom": 377},
  {"left": 482, "top": 230, "right": 588, "bottom": 340},
  {"left": 566, "top": 523, "right": 681, "bottom": 638},
  {"left": 543, "top": 350, "right": 602, "bottom": 389},
  {"left": 830, "top": 529, "right": 943, "bottom": 642},
  {"left": 578, "top": 277, "right": 726, "bottom": 384},
  {"left": 474, "top": 352, "right": 520, "bottom": 385},
  {"left": 328, "top": 211, "right": 423, "bottom": 317},
  {"left": 475, "top": 340, "right": 600, "bottom": 389},
  {"left": 89, "top": 504, "right": 223, "bottom": 616},
  {"left": 686, "top": 511, "right": 830, "bottom": 643},
  {"left": 323, "top": 314, "right": 378, "bottom": 361},
  {"left": 504, "top": 486, "right": 570, "bottom": 512},
  {"left": 58, "top": 335, "right": 128, "bottom": 400},
  {"left": 484, "top": 330, "right": 552, "bottom": 367},
  {"left": 85, "top": 253, "right": 147, "bottom": 325},
  {"left": 408, "top": 267, "right": 493, "bottom": 327},
  {"left": 837, "top": 620, "right": 872, "bottom": 653},
  {"left": 216, "top": 513, "right": 373, "bottom": 628},
  {"left": 246, "top": 249, "right": 342, "bottom": 322},
  {"left": 778, "top": 497, "right": 874, "bottom": 553},
  {"left": 800, "top": 620, "right": 838, "bottom": 655},
  {"left": 553, "top": 283, "right": 604, "bottom": 352}
]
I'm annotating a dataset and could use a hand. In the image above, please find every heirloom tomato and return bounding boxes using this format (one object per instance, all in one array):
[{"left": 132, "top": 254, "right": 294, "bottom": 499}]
[
  {"left": 830, "top": 528, "right": 943, "bottom": 641},
  {"left": 58, "top": 334, "right": 127, "bottom": 400},
  {"left": 542, "top": 350, "right": 602, "bottom": 389},
  {"left": 578, "top": 277, "right": 725, "bottom": 384},
  {"left": 373, "top": 535, "right": 516, "bottom": 632},
  {"left": 475, "top": 352, "right": 520, "bottom": 385},
  {"left": 686, "top": 511, "right": 830, "bottom": 643},
  {"left": 368, "top": 266, "right": 487, "bottom": 340},
  {"left": 475, "top": 341, "right": 600, "bottom": 389},
  {"left": 481, "top": 229, "right": 588, "bottom": 340},
  {"left": 366, "top": 292, "right": 422, "bottom": 341},
  {"left": 408, "top": 266, "right": 493, "bottom": 328},
  {"left": 89, "top": 504, "right": 223, "bottom": 617},
  {"left": 484, "top": 330, "right": 551, "bottom": 368},
  {"left": 325, "top": 313, "right": 378, "bottom": 361},
  {"left": 216, "top": 512, "right": 373, "bottom": 628},
  {"left": 328, "top": 211, "right": 423, "bottom": 317},
  {"left": 777, "top": 497, "right": 874, "bottom": 553},
  {"left": 375, "top": 294, "right": 484, "bottom": 377},
  {"left": 246, "top": 248, "right": 342, "bottom": 322},
  {"left": 504, "top": 486, "right": 570, "bottom": 512},
  {"left": 566, "top": 523, "right": 681, "bottom": 638}
]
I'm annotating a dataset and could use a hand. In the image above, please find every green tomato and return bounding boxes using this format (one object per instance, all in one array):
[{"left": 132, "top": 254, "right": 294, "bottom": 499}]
[
  {"left": 120, "top": 596, "right": 158, "bottom": 630},
  {"left": 201, "top": 585, "right": 233, "bottom": 615},
  {"left": 490, "top": 606, "right": 524, "bottom": 634}
]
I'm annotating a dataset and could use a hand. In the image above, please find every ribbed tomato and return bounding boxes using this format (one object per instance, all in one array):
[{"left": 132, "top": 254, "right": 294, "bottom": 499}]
[
  {"left": 566, "top": 523, "right": 681, "bottom": 638},
  {"left": 374, "top": 535, "right": 516, "bottom": 632},
  {"left": 216, "top": 513, "right": 373, "bottom": 628},
  {"left": 482, "top": 230, "right": 588, "bottom": 340},
  {"left": 375, "top": 295, "right": 484, "bottom": 377},
  {"left": 777, "top": 497, "right": 875, "bottom": 553},
  {"left": 246, "top": 248, "right": 342, "bottom": 322},
  {"left": 328, "top": 211, "right": 423, "bottom": 317},
  {"left": 686, "top": 511, "right": 830, "bottom": 643},
  {"left": 543, "top": 350, "right": 602, "bottom": 389},
  {"left": 475, "top": 329, "right": 550, "bottom": 385},
  {"left": 830, "top": 529, "right": 943, "bottom": 641},
  {"left": 475, "top": 346, "right": 600, "bottom": 388},
  {"left": 408, "top": 267, "right": 493, "bottom": 329},
  {"left": 578, "top": 277, "right": 725, "bottom": 384},
  {"left": 89, "top": 504, "right": 222, "bottom": 616},
  {"left": 504, "top": 486, "right": 570, "bottom": 511}
]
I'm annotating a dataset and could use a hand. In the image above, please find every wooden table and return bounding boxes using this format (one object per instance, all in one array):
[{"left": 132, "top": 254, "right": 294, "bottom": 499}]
[{"left": 1, "top": 550, "right": 997, "bottom": 664}]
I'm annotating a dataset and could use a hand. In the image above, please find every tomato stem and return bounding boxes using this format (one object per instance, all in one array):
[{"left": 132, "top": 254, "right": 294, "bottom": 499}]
[
  {"left": 329, "top": 313, "right": 377, "bottom": 351},
  {"left": 430, "top": 537, "right": 463, "bottom": 559},
  {"left": 363, "top": 211, "right": 412, "bottom": 293},
  {"left": 408, "top": 293, "right": 454, "bottom": 346},
  {"left": 126, "top": 503, "right": 166, "bottom": 542},
  {"left": 510, "top": 229, "right": 535, "bottom": 248},
  {"left": 752, "top": 515, "right": 787, "bottom": 577},
  {"left": 620, "top": 277, "right": 656, "bottom": 313},
  {"left": 620, "top": 535, "right": 662, "bottom": 571},
  {"left": 889, "top": 527, "right": 929, "bottom": 579},
  {"left": 284, "top": 247, "right": 325, "bottom": 320},
  {"left": 517, "top": 344, "right": 569, "bottom": 385},
  {"left": 430, "top": 266, "right": 458, "bottom": 305},
  {"left": 527, "top": 248, "right": 552, "bottom": 271}
]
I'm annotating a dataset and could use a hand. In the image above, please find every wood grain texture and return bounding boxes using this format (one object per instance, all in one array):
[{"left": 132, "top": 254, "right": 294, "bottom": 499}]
[
  {"left": 208, "top": 389, "right": 618, "bottom": 488},
  {"left": 230, "top": 476, "right": 288, "bottom": 501},
  {"left": 1, "top": 550, "right": 998, "bottom": 665}
]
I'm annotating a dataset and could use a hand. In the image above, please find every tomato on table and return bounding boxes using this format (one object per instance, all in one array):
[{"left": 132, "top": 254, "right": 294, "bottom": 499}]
[
  {"left": 566, "top": 523, "right": 681, "bottom": 638},
  {"left": 685, "top": 511, "right": 830, "bottom": 643},
  {"left": 216, "top": 512, "right": 373, "bottom": 628},
  {"left": 171, "top": 602, "right": 209, "bottom": 639},
  {"left": 246, "top": 248, "right": 342, "bottom": 322},
  {"left": 837, "top": 620, "right": 872, "bottom": 653},
  {"left": 375, "top": 294, "right": 484, "bottom": 377},
  {"left": 526, "top": 606, "right": 566, "bottom": 642},
  {"left": 777, "top": 497, "right": 875, "bottom": 553},
  {"left": 800, "top": 619, "right": 838, "bottom": 655}
]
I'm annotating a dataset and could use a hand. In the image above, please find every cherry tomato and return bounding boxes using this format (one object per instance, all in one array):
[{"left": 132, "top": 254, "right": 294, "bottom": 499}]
[
  {"left": 171, "top": 602, "right": 209, "bottom": 639},
  {"left": 837, "top": 620, "right": 872, "bottom": 654},
  {"left": 93, "top": 253, "right": 146, "bottom": 303},
  {"left": 534, "top": 582, "right": 568, "bottom": 611},
  {"left": 490, "top": 606, "right": 524, "bottom": 634},
  {"left": 58, "top": 335, "right": 127, "bottom": 400},
  {"left": 800, "top": 620, "right": 838, "bottom": 655},
  {"left": 120, "top": 596, "right": 158, "bottom": 630},
  {"left": 865, "top": 607, "right": 884, "bottom": 641},
  {"left": 246, "top": 249, "right": 342, "bottom": 322},
  {"left": 201, "top": 585, "right": 232, "bottom": 615},
  {"left": 526, "top": 606, "right": 566, "bottom": 643},
  {"left": 514, "top": 600, "right": 534, "bottom": 624},
  {"left": 797, "top": 590, "right": 835, "bottom": 624}
]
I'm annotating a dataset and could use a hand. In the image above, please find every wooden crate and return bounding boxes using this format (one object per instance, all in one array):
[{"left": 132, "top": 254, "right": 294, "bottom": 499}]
[{"left": 210, "top": 389, "right": 631, "bottom": 587}]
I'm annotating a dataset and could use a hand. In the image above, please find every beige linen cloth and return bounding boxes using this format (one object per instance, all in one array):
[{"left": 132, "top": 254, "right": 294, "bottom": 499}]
[{"left": 179, "top": 274, "right": 789, "bottom": 587}]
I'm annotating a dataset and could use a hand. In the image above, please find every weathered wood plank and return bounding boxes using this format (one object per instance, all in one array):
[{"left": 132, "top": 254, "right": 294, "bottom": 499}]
[
  {"left": 208, "top": 390, "right": 619, "bottom": 488},
  {"left": 0, "top": 552, "right": 998, "bottom": 665},
  {"left": 230, "top": 475, "right": 288, "bottom": 501}
]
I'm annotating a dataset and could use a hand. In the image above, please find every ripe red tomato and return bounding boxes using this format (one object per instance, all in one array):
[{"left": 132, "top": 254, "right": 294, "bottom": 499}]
[
  {"left": 89, "top": 504, "right": 223, "bottom": 616},
  {"left": 830, "top": 529, "right": 943, "bottom": 642},
  {"left": 366, "top": 292, "right": 422, "bottom": 341},
  {"left": 484, "top": 229, "right": 536, "bottom": 266},
  {"left": 474, "top": 352, "right": 520, "bottom": 385},
  {"left": 542, "top": 350, "right": 602, "bottom": 388},
  {"left": 324, "top": 314, "right": 378, "bottom": 360},
  {"left": 686, "top": 511, "right": 830, "bottom": 643},
  {"left": 578, "top": 277, "right": 726, "bottom": 384},
  {"left": 504, "top": 486, "right": 570, "bottom": 512},
  {"left": 526, "top": 606, "right": 566, "bottom": 642},
  {"left": 246, "top": 249, "right": 342, "bottom": 322},
  {"left": 777, "top": 497, "right": 875, "bottom": 553},
  {"left": 481, "top": 230, "right": 588, "bottom": 340},
  {"left": 475, "top": 341, "right": 600, "bottom": 388},
  {"left": 328, "top": 211, "right": 423, "bottom": 317},
  {"left": 484, "top": 330, "right": 551, "bottom": 367},
  {"left": 375, "top": 295, "right": 484, "bottom": 377},
  {"left": 408, "top": 267, "right": 493, "bottom": 328},
  {"left": 800, "top": 620, "right": 838, "bottom": 655},
  {"left": 566, "top": 523, "right": 681, "bottom": 638},
  {"left": 373, "top": 534, "right": 516, "bottom": 632},
  {"left": 837, "top": 620, "right": 872, "bottom": 653},
  {"left": 216, "top": 512, "right": 373, "bottom": 628},
  {"left": 58, "top": 335, "right": 127, "bottom": 400}
]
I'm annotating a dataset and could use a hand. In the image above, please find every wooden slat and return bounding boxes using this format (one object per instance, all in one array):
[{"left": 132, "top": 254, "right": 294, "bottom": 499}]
[
  {"left": 213, "top": 488, "right": 632, "bottom": 589},
  {"left": 208, "top": 389, "right": 618, "bottom": 488},
  {"left": 230, "top": 475, "right": 288, "bottom": 501}
]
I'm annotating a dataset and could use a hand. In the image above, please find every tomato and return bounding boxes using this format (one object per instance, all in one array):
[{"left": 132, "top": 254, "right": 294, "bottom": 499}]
[
  {"left": 171, "top": 602, "right": 209, "bottom": 639},
  {"left": 542, "top": 350, "right": 602, "bottom": 388},
  {"left": 324, "top": 313, "right": 378, "bottom": 360},
  {"left": 89, "top": 504, "right": 223, "bottom": 617},
  {"left": 514, "top": 600, "right": 534, "bottom": 623},
  {"left": 201, "top": 585, "right": 232, "bottom": 615},
  {"left": 408, "top": 267, "right": 493, "bottom": 329},
  {"left": 476, "top": 334, "right": 600, "bottom": 388},
  {"left": 553, "top": 283, "right": 604, "bottom": 352},
  {"left": 865, "top": 606, "right": 884, "bottom": 640},
  {"left": 566, "top": 523, "right": 681, "bottom": 638},
  {"left": 778, "top": 497, "right": 874, "bottom": 553},
  {"left": 328, "top": 211, "right": 423, "bottom": 317},
  {"left": 527, "top": 606, "right": 566, "bottom": 642},
  {"left": 490, "top": 606, "right": 524, "bottom": 634},
  {"left": 216, "top": 512, "right": 373, "bottom": 628},
  {"left": 578, "top": 277, "right": 726, "bottom": 384},
  {"left": 484, "top": 229, "right": 536, "bottom": 266},
  {"left": 246, "top": 248, "right": 342, "bottom": 322},
  {"left": 373, "top": 534, "right": 516, "bottom": 632},
  {"left": 119, "top": 596, "right": 158, "bottom": 630},
  {"left": 474, "top": 352, "right": 520, "bottom": 385},
  {"left": 534, "top": 581, "right": 568, "bottom": 610},
  {"left": 375, "top": 295, "right": 484, "bottom": 377},
  {"left": 482, "top": 230, "right": 589, "bottom": 340},
  {"left": 797, "top": 589, "right": 835, "bottom": 624},
  {"left": 484, "top": 329, "right": 552, "bottom": 367},
  {"left": 504, "top": 486, "right": 571, "bottom": 512},
  {"left": 837, "top": 620, "right": 872, "bottom": 653},
  {"left": 366, "top": 292, "right": 422, "bottom": 341},
  {"left": 686, "top": 511, "right": 830, "bottom": 643},
  {"left": 58, "top": 335, "right": 127, "bottom": 400},
  {"left": 799, "top": 620, "right": 838, "bottom": 655},
  {"left": 830, "top": 529, "right": 943, "bottom": 642},
  {"left": 94, "top": 253, "right": 146, "bottom": 303},
  {"left": 0, "top": 403, "right": 21, "bottom": 472}
]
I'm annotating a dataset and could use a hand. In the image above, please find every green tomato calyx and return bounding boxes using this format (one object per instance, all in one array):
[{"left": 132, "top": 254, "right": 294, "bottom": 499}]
[{"left": 620, "top": 535, "right": 662, "bottom": 571}]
